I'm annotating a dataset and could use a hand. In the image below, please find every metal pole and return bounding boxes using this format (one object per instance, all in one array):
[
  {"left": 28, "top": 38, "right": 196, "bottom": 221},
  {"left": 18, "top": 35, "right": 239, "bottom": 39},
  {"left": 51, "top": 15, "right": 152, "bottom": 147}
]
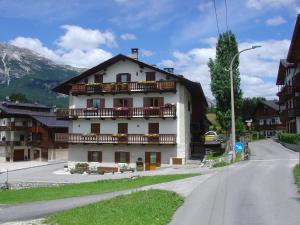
[{"left": 229, "top": 46, "right": 261, "bottom": 161}]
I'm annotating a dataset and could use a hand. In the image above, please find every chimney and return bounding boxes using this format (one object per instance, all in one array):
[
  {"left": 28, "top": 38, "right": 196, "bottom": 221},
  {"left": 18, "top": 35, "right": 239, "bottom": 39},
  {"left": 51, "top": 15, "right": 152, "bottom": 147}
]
[
  {"left": 164, "top": 68, "right": 174, "bottom": 73},
  {"left": 131, "top": 48, "right": 138, "bottom": 60}
]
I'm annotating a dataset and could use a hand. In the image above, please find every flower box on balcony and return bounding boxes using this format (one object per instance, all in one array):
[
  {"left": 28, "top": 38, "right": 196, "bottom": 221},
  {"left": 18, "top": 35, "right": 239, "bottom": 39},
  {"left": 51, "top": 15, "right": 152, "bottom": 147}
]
[
  {"left": 138, "top": 80, "right": 156, "bottom": 85},
  {"left": 112, "top": 133, "right": 128, "bottom": 137},
  {"left": 113, "top": 107, "right": 129, "bottom": 111},
  {"left": 83, "top": 108, "right": 98, "bottom": 112},
  {"left": 82, "top": 133, "right": 97, "bottom": 137},
  {"left": 144, "top": 133, "right": 159, "bottom": 137},
  {"left": 143, "top": 106, "right": 161, "bottom": 110}
]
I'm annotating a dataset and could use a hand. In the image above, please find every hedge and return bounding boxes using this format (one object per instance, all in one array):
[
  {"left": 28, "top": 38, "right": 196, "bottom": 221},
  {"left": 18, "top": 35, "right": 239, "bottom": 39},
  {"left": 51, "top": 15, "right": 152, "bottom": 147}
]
[{"left": 278, "top": 133, "right": 300, "bottom": 144}]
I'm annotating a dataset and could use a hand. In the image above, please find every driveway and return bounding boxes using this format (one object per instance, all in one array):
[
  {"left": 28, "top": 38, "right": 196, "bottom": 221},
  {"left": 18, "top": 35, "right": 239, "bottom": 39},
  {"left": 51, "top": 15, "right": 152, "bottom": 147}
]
[{"left": 169, "top": 139, "right": 300, "bottom": 225}]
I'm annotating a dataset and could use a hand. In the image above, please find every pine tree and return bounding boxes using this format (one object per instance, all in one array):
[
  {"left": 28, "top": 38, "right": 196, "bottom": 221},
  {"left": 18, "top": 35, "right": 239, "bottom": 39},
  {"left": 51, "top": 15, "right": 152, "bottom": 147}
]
[{"left": 208, "top": 31, "right": 243, "bottom": 131}]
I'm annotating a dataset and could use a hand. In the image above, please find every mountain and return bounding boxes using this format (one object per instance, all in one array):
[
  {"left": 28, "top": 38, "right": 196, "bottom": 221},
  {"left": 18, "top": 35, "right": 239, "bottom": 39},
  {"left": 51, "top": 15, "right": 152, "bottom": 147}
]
[{"left": 0, "top": 44, "right": 82, "bottom": 107}]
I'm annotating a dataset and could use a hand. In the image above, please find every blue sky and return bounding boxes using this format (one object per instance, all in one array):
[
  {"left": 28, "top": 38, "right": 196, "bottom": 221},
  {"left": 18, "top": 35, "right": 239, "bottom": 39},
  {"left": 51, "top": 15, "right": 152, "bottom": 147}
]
[{"left": 0, "top": 0, "right": 299, "bottom": 98}]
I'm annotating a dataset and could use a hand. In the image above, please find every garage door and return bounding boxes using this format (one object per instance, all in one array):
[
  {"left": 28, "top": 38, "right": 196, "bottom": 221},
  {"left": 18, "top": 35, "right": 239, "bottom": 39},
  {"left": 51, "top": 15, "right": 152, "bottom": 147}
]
[{"left": 14, "top": 149, "right": 24, "bottom": 161}]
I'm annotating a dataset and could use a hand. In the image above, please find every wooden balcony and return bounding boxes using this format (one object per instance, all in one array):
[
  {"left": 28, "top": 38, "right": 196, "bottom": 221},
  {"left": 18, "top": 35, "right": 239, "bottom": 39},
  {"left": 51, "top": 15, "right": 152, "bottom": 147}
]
[
  {"left": 277, "top": 85, "right": 294, "bottom": 104},
  {"left": 0, "top": 125, "right": 31, "bottom": 131},
  {"left": 292, "top": 72, "right": 300, "bottom": 91},
  {"left": 55, "top": 133, "right": 176, "bottom": 145},
  {"left": 70, "top": 80, "right": 176, "bottom": 95},
  {"left": 57, "top": 105, "right": 176, "bottom": 120}
]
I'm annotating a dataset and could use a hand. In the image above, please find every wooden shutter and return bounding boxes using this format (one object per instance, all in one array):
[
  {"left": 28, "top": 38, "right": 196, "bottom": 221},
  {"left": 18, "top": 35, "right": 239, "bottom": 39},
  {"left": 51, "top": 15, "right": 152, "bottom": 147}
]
[
  {"left": 158, "top": 97, "right": 164, "bottom": 106},
  {"left": 100, "top": 98, "right": 105, "bottom": 108},
  {"left": 116, "top": 74, "right": 121, "bottom": 83},
  {"left": 88, "top": 151, "right": 92, "bottom": 162},
  {"left": 87, "top": 99, "right": 93, "bottom": 108},
  {"left": 128, "top": 98, "right": 133, "bottom": 107},
  {"left": 98, "top": 151, "right": 102, "bottom": 162},
  {"left": 149, "top": 123, "right": 159, "bottom": 133},
  {"left": 118, "top": 123, "right": 128, "bottom": 134},
  {"left": 91, "top": 123, "right": 100, "bottom": 134},
  {"left": 157, "top": 152, "right": 161, "bottom": 166},
  {"left": 115, "top": 152, "right": 120, "bottom": 163},
  {"left": 145, "top": 152, "right": 150, "bottom": 170},
  {"left": 125, "top": 152, "right": 130, "bottom": 164},
  {"left": 126, "top": 74, "right": 131, "bottom": 82},
  {"left": 143, "top": 97, "right": 150, "bottom": 107},
  {"left": 146, "top": 72, "right": 155, "bottom": 81}
]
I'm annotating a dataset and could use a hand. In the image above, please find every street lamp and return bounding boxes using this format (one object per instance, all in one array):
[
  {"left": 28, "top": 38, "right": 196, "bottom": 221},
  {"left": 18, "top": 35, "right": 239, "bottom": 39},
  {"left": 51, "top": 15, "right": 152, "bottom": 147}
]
[{"left": 230, "top": 45, "right": 261, "bottom": 161}]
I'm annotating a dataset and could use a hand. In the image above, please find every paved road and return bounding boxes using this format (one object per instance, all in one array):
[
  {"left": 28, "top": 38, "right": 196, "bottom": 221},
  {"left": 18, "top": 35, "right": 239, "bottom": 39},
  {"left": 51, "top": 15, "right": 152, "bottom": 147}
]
[
  {"left": 170, "top": 139, "right": 300, "bottom": 225},
  {"left": 0, "top": 174, "right": 211, "bottom": 223}
]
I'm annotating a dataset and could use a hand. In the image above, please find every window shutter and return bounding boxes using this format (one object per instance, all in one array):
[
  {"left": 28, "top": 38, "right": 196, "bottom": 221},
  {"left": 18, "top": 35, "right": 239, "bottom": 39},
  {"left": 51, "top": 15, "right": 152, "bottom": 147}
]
[
  {"left": 128, "top": 98, "right": 133, "bottom": 107},
  {"left": 157, "top": 152, "right": 161, "bottom": 165},
  {"left": 158, "top": 97, "right": 164, "bottom": 106},
  {"left": 94, "top": 74, "right": 103, "bottom": 83},
  {"left": 87, "top": 99, "right": 93, "bottom": 108},
  {"left": 125, "top": 152, "right": 130, "bottom": 164},
  {"left": 88, "top": 151, "right": 92, "bottom": 162},
  {"left": 113, "top": 99, "right": 118, "bottom": 107},
  {"left": 100, "top": 98, "right": 105, "bottom": 108},
  {"left": 91, "top": 123, "right": 100, "bottom": 134},
  {"left": 116, "top": 74, "right": 121, "bottom": 83},
  {"left": 143, "top": 97, "right": 150, "bottom": 107},
  {"left": 127, "top": 74, "right": 131, "bottom": 82},
  {"left": 145, "top": 152, "right": 150, "bottom": 170},
  {"left": 98, "top": 151, "right": 102, "bottom": 162},
  {"left": 115, "top": 152, "right": 120, "bottom": 163}
]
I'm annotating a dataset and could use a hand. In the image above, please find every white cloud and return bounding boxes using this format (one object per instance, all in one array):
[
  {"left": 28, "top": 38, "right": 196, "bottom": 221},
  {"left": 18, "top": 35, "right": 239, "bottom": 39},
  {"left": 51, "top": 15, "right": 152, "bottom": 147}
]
[
  {"left": 120, "top": 33, "right": 136, "bottom": 41},
  {"left": 198, "top": 2, "right": 212, "bottom": 12},
  {"left": 10, "top": 25, "right": 115, "bottom": 68},
  {"left": 160, "top": 38, "right": 290, "bottom": 99},
  {"left": 265, "top": 16, "right": 286, "bottom": 26},
  {"left": 140, "top": 49, "right": 153, "bottom": 57},
  {"left": 9, "top": 37, "right": 59, "bottom": 61},
  {"left": 246, "top": 0, "right": 297, "bottom": 9},
  {"left": 57, "top": 25, "right": 117, "bottom": 50}
]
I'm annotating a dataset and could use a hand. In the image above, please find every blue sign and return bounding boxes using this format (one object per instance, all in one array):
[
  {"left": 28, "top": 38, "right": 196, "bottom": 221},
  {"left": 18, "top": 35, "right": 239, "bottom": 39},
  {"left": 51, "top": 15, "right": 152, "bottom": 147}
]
[{"left": 235, "top": 142, "right": 244, "bottom": 153}]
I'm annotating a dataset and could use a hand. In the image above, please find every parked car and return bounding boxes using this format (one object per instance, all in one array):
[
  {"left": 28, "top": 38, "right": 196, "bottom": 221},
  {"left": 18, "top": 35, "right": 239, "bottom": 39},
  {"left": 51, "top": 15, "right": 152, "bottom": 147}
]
[{"left": 203, "top": 131, "right": 223, "bottom": 145}]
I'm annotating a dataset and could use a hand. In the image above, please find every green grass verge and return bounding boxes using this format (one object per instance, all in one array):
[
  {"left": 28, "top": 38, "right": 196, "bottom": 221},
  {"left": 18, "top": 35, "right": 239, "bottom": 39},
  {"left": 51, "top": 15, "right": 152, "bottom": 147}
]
[
  {"left": 47, "top": 190, "right": 183, "bottom": 225},
  {"left": 212, "top": 161, "right": 231, "bottom": 168},
  {"left": 294, "top": 164, "right": 300, "bottom": 191},
  {"left": 0, "top": 174, "right": 198, "bottom": 204},
  {"left": 205, "top": 151, "right": 224, "bottom": 160}
]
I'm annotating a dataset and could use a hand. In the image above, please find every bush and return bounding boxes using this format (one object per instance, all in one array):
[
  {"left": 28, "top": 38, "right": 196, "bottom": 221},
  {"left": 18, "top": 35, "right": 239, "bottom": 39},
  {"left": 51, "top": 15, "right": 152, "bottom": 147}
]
[
  {"left": 294, "top": 164, "right": 300, "bottom": 191},
  {"left": 278, "top": 133, "right": 300, "bottom": 144},
  {"left": 212, "top": 161, "right": 230, "bottom": 168}
]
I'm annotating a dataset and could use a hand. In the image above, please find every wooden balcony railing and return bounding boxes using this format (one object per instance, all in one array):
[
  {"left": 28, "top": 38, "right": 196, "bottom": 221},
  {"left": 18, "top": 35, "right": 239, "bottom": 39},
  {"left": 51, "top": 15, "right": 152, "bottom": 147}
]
[
  {"left": 70, "top": 80, "right": 176, "bottom": 95},
  {"left": 0, "top": 125, "right": 31, "bottom": 131},
  {"left": 277, "top": 85, "right": 294, "bottom": 104},
  {"left": 55, "top": 133, "right": 176, "bottom": 145},
  {"left": 57, "top": 105, "right": 176, "bottom": 119}
]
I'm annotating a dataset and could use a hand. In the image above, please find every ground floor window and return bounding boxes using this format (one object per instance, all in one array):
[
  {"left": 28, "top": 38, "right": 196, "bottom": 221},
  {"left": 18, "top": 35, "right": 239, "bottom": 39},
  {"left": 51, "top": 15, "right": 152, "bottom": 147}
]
[
  {"left": 88, "top": 151, "right": 102, "bottom": 162},
  {"left": 115, "top": 151, "right": 130, "bottom": 163}
]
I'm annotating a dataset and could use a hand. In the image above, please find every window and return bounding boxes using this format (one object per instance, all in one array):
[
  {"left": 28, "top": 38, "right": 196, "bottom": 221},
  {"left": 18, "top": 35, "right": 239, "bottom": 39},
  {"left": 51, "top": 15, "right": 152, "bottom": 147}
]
[
  {"left": 20, "top": 134, "right": 25, "bottom": 142},
  {"left": 87, "top": 98, "right": 105, "bottom": 108},
  {"left": 115, "top": 151, "right": 130, "bottom": 163},
  {"left": 91, "top": 123, "right": 100, "bottom": 134},
  {"left": 146, "top": 72, "right": 156, "bottom": 81},
  {"left": 150, "top": 152, "right": 157, "bottom": 164},
  {"left": 118, "top": 123, "right": 128, "bottom": 134},
  {"left": 94, "top": 74, "right": 103, "bottom": 83},
  {"left": 88, "top": 151, "right": 102, "bottom": 162},
  {"left": 143, "top": 97, "right": 164, "bottom": 107},
  {"left": 84, "top": 78, "right": 88, "bottom": 84},
  {"left": 113, "top": 98, "right": 133, "bottom": 107},
  {"left": 116, "top": 73, "right": 131, "bottom": 82},
  {"left": 149, "top": 123, "right": 159, "bottom": 133}
]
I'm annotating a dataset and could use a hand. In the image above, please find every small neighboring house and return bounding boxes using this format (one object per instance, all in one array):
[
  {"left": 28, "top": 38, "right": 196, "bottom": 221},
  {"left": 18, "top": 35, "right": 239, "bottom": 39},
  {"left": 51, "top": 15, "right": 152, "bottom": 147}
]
[
  {"left": 0, "top": 101, "right": 68, "bottom": 162},
  {"left": 276, "top": 14, "right": 300, "bottom": 133},
  {"left": 252, "top": 100, "right": 286, "bottom": 137},
  {"left": 53, "top": 48, "right": 208, "bottom": 171}
]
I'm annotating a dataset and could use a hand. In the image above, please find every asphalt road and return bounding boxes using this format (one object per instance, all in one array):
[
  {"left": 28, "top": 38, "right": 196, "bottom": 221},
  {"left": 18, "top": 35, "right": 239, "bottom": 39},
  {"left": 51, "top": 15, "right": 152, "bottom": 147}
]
[{"left": 169, "top": 139, "right": 300, "bottom": 225}]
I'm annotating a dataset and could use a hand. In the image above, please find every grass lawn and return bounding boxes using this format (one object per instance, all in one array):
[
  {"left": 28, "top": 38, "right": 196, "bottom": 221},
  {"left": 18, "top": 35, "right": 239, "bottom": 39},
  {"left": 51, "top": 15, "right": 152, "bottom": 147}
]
[
  {"left": 294, "top": 164, "right": 300, "bottom": 191},
  {"left": 0, "top": 174, "right": 198, "bottom": 204},
  {"left": 47, "top": 190, "right": 183, "bottom": 225}
]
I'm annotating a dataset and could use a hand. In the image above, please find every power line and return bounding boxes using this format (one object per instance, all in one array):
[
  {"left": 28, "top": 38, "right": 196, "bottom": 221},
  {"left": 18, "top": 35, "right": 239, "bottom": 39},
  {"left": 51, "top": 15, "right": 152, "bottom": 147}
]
[
  {"left": 224, "top": 0, "right": 229, "bottom": 33},
  {"left": 213, "top": 0, "right": 220, "bottom": 36}
]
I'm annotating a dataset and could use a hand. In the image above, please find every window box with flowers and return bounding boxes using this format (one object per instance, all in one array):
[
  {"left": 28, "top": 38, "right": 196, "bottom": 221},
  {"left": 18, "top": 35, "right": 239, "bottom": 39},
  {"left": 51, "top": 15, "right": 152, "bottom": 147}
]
[
  {"left": 112, "top": 133, "right": 128, "bottom": 137},
  {"left": 82, "top": 133, "right": 97, "bottom": 137}
]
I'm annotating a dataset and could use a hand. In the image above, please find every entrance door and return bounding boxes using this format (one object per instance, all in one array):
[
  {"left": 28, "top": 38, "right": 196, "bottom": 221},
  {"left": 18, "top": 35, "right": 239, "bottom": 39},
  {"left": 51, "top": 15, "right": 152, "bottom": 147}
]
[
  {"left": 145, "top": 152, "right": 161, "bottom": 170},
  {"left": 118, "top": 123, "right": 128, "bottom": 143},
  {"left": 13, "top": 149, "right": 24, "bottom": 161}
]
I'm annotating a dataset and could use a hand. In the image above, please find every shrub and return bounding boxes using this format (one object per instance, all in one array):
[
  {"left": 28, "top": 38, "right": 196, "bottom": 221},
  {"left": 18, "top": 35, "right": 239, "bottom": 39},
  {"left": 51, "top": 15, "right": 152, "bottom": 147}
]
[
  {"left": 212, "top": 161, "right": 230, "bottom": 168},
  {"left": 278, "top": 133, "right": 300, "bottom": 144}
]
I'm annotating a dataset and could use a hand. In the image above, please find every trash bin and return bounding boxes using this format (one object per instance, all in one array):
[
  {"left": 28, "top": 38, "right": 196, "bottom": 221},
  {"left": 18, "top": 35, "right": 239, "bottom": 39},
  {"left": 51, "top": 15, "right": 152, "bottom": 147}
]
[{"left": 136, "top": 157, "right": 144, "bottom": 171}]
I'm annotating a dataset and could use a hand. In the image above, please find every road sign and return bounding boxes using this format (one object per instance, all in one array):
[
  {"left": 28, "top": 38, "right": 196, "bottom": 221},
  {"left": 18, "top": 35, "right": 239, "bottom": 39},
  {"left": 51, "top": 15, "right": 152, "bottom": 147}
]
[{"left": 235, "top": 142, "right": 244, "bottom": 153}]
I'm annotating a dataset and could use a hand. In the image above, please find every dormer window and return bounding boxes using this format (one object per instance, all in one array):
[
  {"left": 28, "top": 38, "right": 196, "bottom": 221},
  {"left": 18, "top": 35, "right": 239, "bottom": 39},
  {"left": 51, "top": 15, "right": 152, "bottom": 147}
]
[
  {"left": 116, "top": 73, "right": 131, "bottom": 82},
  {"left": 146, "top": 72, "right": 156, "bottom": 81}
]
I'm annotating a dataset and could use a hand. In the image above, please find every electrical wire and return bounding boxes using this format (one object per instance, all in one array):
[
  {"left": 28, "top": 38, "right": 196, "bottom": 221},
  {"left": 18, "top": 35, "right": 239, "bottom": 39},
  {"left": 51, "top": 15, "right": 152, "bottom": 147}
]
[{"left": 213, "top": 0, "right": 221, "bottom": 36}]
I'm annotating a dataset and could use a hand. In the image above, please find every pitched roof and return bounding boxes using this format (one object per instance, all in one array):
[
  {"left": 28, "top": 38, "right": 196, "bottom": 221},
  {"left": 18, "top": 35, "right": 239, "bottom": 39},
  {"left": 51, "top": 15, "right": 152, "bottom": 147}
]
[
  {"left": 53, "top": 54, "right": 208, "bottom": 106},
  {"left": 276, "top": 59, "right": 296, "bottom": 85},
  {"left": 260, "top": 100, "right": 281, "bottom": 111},
  {"left": 32, "top": 115, "right": 68, "bottom": 128}
]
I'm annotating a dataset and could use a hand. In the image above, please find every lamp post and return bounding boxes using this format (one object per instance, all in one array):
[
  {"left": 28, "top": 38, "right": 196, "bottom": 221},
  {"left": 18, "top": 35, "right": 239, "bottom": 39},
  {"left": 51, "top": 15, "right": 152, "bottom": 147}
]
[{"left": 230, "top": 45, "right": 261, "bottom": 161}]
